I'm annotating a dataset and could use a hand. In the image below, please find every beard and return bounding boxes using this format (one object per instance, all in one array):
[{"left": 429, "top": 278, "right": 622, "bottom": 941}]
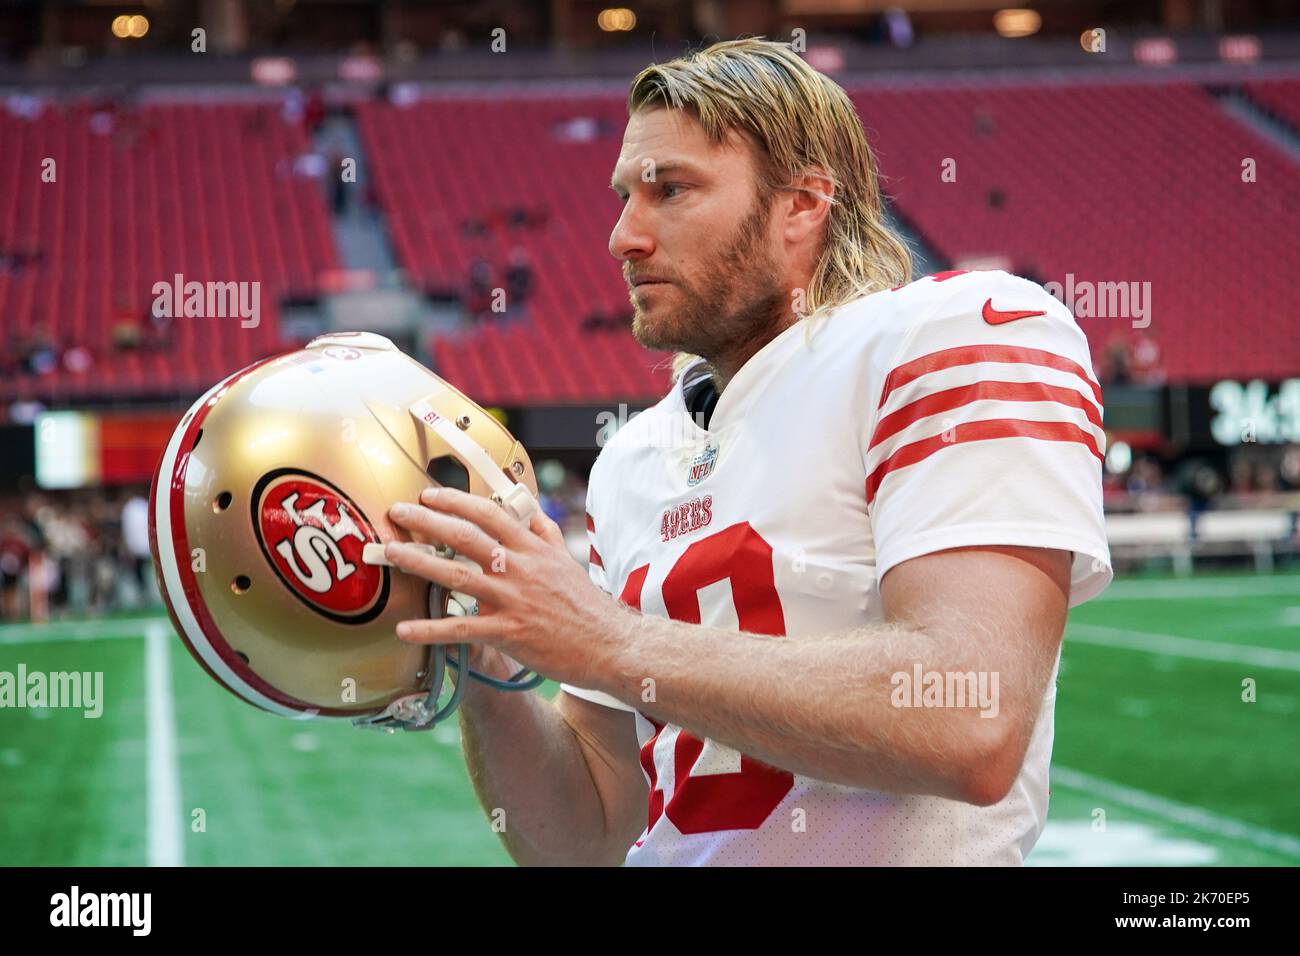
[{"left": 627, "top": 196, "right": 789, "bottom": 364}]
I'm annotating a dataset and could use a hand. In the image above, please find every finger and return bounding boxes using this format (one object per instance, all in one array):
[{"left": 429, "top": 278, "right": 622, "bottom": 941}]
[
  {"left": 395, "top": 615, "right": 501, "bottom": 645},
  {"left": 383, "top": 541, "right": 505, "bottom": 604},
  {"left": 527, "top": 507, "right": 565, "bottom": 547},
  {"left": 389, "top": 501, "right": 499, "bottom": 566},
  {"left": 420, "top": 486, "right": 533, "bottom": 548}
]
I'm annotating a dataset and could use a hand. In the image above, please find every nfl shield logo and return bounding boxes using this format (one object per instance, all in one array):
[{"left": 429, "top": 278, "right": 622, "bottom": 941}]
[{"left": 687, "top": 442, "right": 719, "bottom": 486}]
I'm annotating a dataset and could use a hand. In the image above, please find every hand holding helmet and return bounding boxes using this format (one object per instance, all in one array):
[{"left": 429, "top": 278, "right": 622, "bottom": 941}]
[{"left": 149, "top": 332, "right": 543, "bottom": 731}]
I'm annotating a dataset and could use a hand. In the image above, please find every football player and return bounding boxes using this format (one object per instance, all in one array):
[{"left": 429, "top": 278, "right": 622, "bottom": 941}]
[{"left": 383, "top": 38, "right": 1111, "bottom": 865}]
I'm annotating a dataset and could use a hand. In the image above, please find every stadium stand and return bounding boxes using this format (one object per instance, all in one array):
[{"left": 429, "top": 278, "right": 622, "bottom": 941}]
[
  {"left": 359, "top": 78, "right": 1300, "bottom": 404},
  {"left": 0, "top": 101, "right": 337, "bottom": 400},
  {"left": 357, "top": 95, "right": 670, "bottom": 403},
  {"left": 852, "top": 80, "right": 1300, "bottom": 384},
  {"left": 4, "top": 77, "right": 1299, "bottom": 404}
]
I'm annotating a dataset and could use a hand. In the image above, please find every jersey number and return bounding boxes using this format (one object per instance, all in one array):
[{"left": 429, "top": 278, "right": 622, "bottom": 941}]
[{"left": 621, "top": 522, "right": 794, "bottom": 836}]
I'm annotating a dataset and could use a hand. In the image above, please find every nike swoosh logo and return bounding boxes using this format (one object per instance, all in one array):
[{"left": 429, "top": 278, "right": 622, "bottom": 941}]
[{"left": 982, "top": 299, "right": 1045, "bottom": 325}]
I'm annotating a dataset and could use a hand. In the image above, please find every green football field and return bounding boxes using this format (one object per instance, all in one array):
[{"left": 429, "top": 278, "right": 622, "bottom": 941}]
[{"left": 2, "top": 570, "right": 1297, "bottom": 867}]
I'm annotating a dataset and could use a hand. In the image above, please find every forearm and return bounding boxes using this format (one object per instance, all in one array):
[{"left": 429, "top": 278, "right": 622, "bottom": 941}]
[
  {"left": 456, "top": 651, "right": 617, "bottom": 866},
  {"left": 597, "top": 608, "right": 1024, "bottom": 803},
  {"left": 383, "top": 492, "right": 1068, "bottom": 813}
]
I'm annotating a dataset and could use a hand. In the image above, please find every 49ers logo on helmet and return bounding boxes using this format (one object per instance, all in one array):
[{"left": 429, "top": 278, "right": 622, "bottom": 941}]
[{"left": 252, "top": 470, "right": 389, "bottom": 623}]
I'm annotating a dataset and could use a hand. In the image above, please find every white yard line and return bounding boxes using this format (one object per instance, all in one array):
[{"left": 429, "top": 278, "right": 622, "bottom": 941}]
[
  {"left": 0, "top": 616, "right": 164, "bottom": 645},
  {"left": 145, "top": 620, "right": 184, "bottom": 867},
  {"left": 1066, "top": 623, "right": 1300, "bottom": 671},
  {"left": 1052, "top": 766, "right": 1300, "bottom": 859}
]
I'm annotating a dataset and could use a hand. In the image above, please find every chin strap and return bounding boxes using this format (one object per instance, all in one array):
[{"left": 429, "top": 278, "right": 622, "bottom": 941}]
[{"left": 352, "top": 400, "right": 543, "bottom": 732}]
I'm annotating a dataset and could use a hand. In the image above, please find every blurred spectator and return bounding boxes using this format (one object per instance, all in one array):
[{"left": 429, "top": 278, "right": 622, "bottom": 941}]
[
  {"left": 1099, "top": 332, "right": 1164, "bottom": 387},
  {"left": 121, "top": 494, "right": 152, "bottom": 607},
  {"left": 1130, "top": 332, "right": 1165, "bottom": 385},
  {"left": 22, "top": 324, "right": 59, "bottom": 376},
  {"left": 466, "top": 256, "right": 496, "bottom": 322},
  {"left": 304, "top": 87, "right": 327, "bottom": 135},
  {"left": 89, "top": 496, "right": 121, "bottom": 613},
  {"left": 0, "top": 485, "right": 170, "bottom": 623},
  {"left": 1182, "top": 462, "right": 1224, "bottom": 519},
  {"left": 552, "top": 116, "right": 602, "bottom": 143},
  {"left": 40, "top": 504, "right": 90, "bottom": 615},
  {"left": 1101, "top": 333, "right": 1132, "bottom": 385},
  {"left": 63, "top": 346, "right": 93, "bottom": 375},
  {"left": 1255, "top": 462, "right": 1280, "bottom": 494},
  {"left": 293, "top": 150, "right": 327, "bottom": 179},
  {"left": 0, "top": 517, "right": 33, "bottom": 620},
  {"left": 1126, "top": 456, "right": 1164, "bottom": 496},
  {"left": 504, "top": 246, "right": 534, "bottom": 322},
  {"left": 5, "top": 92, "right": 45, "bottom": 120},
  {"left": 281, "top": 88, "right": 305, "bottom": 126},
  {"left": 461, "top": 206, "right": 548, "bottom": 238},
  {"left": 112, "top": 301, "right": 143, "bottom": 350},
  {"left": 884, "top": 7, "right": 916, "bottom": 48},
  {"left": 88, "top": 106, "right": 115, "bottom": 136},
  {"left": 0, "top": 243, "right": 44, "bottom": 274},
  {"left": 1281, "top": 446, "right": 1300, "bottom": 491},
  {"left": 326, "top": 145, "right": 348, "bottom": 214},
  {"left": 1229, "top": 456, "right": 1255, "bottom": 495},
  {"left": 148, "top": 296, "right": 174, "bottom": 349}
]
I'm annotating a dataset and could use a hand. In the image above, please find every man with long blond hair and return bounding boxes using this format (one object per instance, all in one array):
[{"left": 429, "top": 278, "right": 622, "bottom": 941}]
[{"left": 385, "top": 38, "right": 1111, "bottom": 865}]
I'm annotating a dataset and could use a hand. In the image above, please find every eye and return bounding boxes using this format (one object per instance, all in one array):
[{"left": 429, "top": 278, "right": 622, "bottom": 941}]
[{"left": 661, "top": 182, "right": 686, "bottom": 199}]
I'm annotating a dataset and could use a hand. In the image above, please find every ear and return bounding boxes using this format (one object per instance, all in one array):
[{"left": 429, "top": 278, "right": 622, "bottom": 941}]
[{"left": 780, "top": 167, "right": 835, "bottom": 246}]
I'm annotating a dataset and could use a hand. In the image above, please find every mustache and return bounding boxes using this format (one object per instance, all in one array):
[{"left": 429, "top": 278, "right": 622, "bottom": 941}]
[{"left": 624, "top": 267, "right": 681, "bottom": 286}]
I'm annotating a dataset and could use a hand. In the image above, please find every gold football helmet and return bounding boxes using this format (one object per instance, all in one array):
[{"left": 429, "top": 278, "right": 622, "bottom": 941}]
[{"left": 149, "top": 332, "right": 542, "bottom": 731}]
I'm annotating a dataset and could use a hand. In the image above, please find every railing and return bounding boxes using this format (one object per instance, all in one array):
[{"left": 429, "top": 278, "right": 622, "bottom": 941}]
[{"left": 1106, "top": 507, "right": 1300, "bottom": 574}]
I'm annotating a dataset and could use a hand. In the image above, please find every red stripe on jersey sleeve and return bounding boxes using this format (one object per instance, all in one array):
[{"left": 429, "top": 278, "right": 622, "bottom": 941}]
[
  {"left": 865, "top": 418, "right": 1105, "bottom": 504},
  {"left": 589, "top": 545, "right": 604, "bottom": 569},
  {"left": 878, "top": 345, "right": 1103, "bottom": 410},
  {"left": 868, "top": 379, "right": 1103, "bottom": 453},
  {"left": 586, "top": 512, "right": 596, "bottom": 532}
]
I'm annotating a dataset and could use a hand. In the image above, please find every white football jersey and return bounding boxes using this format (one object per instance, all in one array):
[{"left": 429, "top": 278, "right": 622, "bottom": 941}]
[{"left": 562, "top": 269, "right": 1112, "bottom": 866}]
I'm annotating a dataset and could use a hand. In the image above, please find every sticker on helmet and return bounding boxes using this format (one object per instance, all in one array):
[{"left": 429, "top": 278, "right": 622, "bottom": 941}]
[{"left": 251, "top": 469, "right": 389, "bottom": 623}]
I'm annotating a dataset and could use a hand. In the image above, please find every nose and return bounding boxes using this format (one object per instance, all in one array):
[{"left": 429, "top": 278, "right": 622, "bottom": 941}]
[{"left": 608, "top": 198, "right": 655, "bottom": 263}]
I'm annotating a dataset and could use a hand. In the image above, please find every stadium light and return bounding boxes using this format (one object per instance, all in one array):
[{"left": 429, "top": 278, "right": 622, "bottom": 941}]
[
  {"left": 994, "top": 9, "right": 1041, "bottom": 38},
  {"left": 111, "top": 14, "right": 149, "bottom": 39},
  {"left": 1135, "top": 37, "right": 1178, "bottom": 65},
  {"left": 1220, "top": 36, "right": 1261, "bottom": 63},
  {"left": 251, "top": 57, "right": 298, "bottom": 86},
  {"left": 597, "top": 8, "right": 637, "bottom": 32}
]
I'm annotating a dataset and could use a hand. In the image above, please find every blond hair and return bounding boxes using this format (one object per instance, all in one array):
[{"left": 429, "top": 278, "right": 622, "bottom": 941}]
[{"left": 627, "top": 38, "right": 913, "bottom": 378}]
